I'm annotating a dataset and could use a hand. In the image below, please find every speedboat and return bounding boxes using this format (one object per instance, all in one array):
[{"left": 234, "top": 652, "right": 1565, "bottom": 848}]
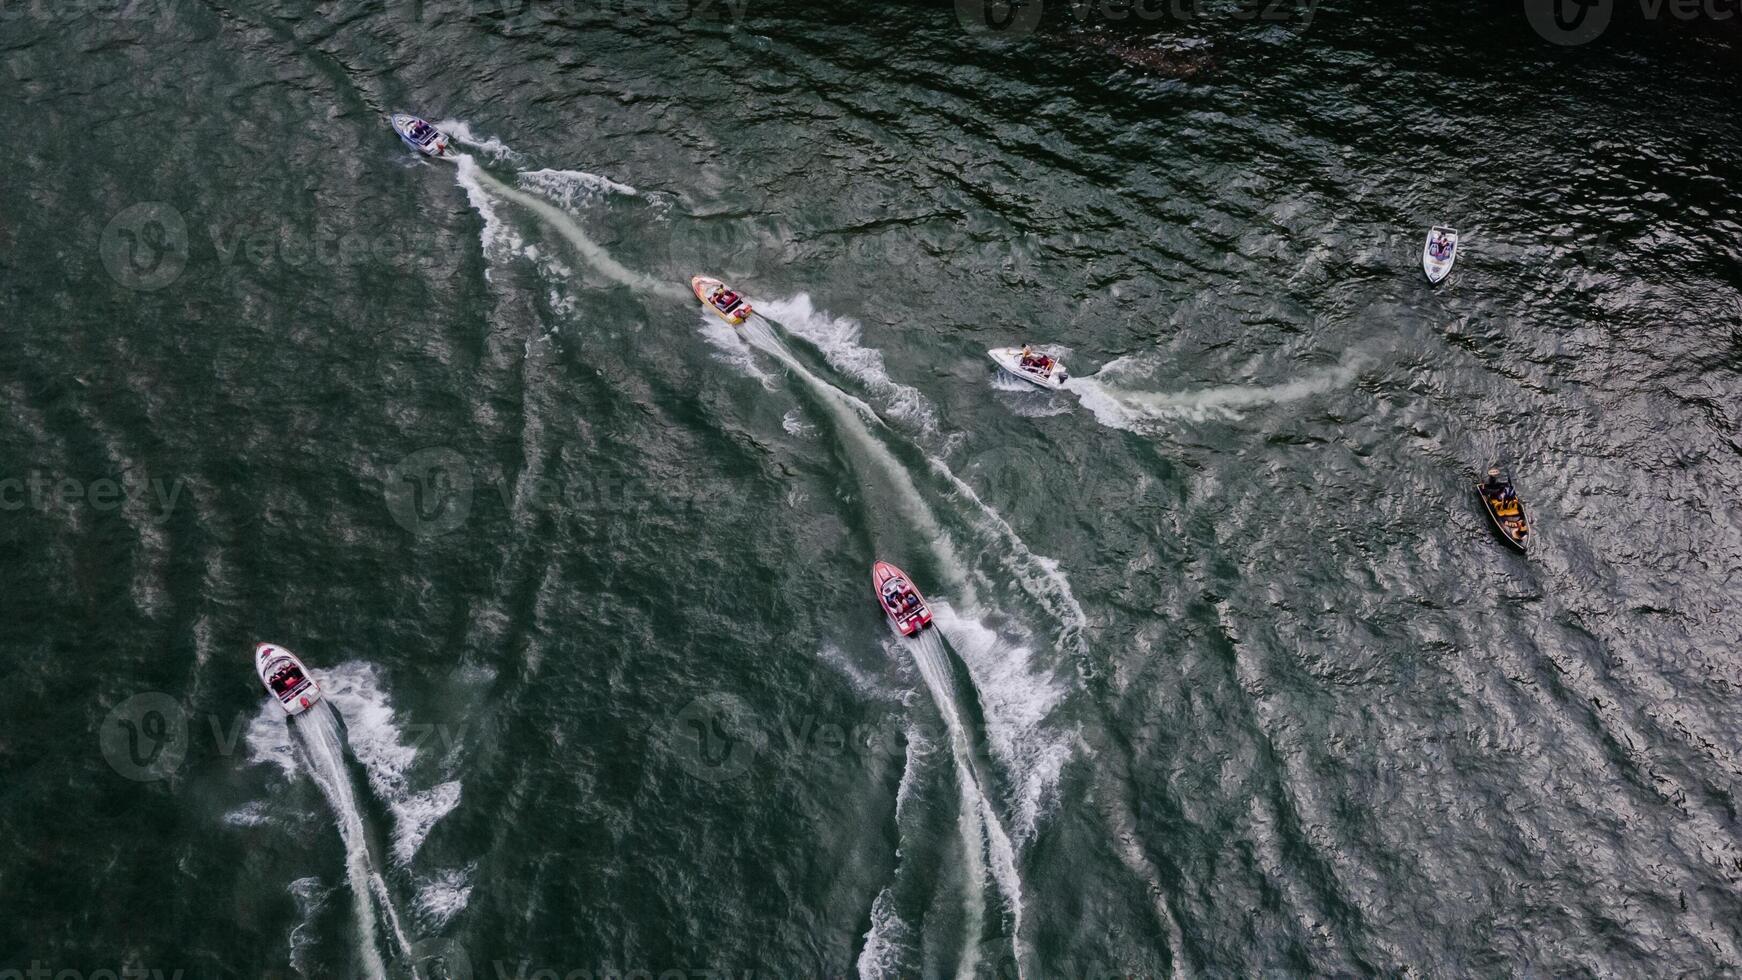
[
  {"left": 390, "top": 113, "right": 453, "bottom": 159},
  {"left": 871, "top": 560, "right": 933, "bottom": 637},
  {"left": 255, "top": 642, "right": 320, "bottom": 715},
  {"left": 1423, "top": 225, "right": 1458, "bottom": 284},
  {"left": 691, "top": 275, "right": 752, "bottom": 326},
  {"left": 988, "top": 347, "right": 1069, "bottom": 391},
  {"left": 1475, "top": 468, "right": 1530, "bottom": 553}
]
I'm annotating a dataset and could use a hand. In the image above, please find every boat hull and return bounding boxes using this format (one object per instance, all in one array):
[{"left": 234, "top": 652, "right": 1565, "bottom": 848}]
[
  {"left": 988, "top": 347, "right": 1069, "bottom": 390},
  {"left": 390, "top": 113, "right": 453, "bottom": 159},
  {"left": 871, "top": 560, "right": 933, "bottom": 637},
  {"left": 1476, "top": 486, "right": 1530, "bottom": 553},
  {"left": 254, "top": 642, "right": 320, "bottom": 715},
  {"left": 691, "top": 275, "right": 752, "bottom": 326},
  {"left": 1423, "top": 225, "right": 1458, "bottom": 284}
]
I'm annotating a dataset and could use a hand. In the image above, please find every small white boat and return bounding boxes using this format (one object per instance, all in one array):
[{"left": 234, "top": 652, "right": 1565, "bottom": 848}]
[
  {"left": 988, "top": 346, "right": 1069, "bottom": 391},
  {"left": 254, "top": 643, "right": 320, "bottom": 715},
  {"left": 1423, "top": 225, "right": 1458, "bottom": 284},
  {"left": 389, "top": 113, "right": 454, "bottom": 159}
]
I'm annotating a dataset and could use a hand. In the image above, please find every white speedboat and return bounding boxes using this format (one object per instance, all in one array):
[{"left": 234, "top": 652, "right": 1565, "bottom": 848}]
[
  {"left": 988, "top": 346, "right": 1069, "bottom": 391},
  {"left": 1423, "top": 225, "right": 1458, "bottom": 284},
  {"left": 254, "top": 642, "right": 320, "bottom": 715},
  {"left": 390, "top": 113, "right": 454, "bottom": 159}
]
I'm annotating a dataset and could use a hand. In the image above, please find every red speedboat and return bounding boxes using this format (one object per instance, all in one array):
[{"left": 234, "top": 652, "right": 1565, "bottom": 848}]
[{"left": 871, "top": 560, "right": 933, "bottom": 637}]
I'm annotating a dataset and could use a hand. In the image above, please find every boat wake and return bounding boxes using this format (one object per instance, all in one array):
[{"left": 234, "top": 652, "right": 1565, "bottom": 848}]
[
  {"left": 1068, "top": 352, "right": 1369, "bottom": 429},
  {"left": 911, "top": 627, "right": 1027, "bottom": 980},
  {"left": 290, "top": 702, "right": 417, "bottom": 980},
  {"left": 753, "top": 294, "right": 947, "bottom": 444},
  {"left": 246, "top": 663, "right": 463, "bottom": 979},
  {"left": 455, "top": 157, "right": 685, "bottom": 301}
]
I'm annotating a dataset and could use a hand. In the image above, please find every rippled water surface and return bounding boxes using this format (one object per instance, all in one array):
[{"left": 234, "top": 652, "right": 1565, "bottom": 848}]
[{"left": 5, "top": 0, "right": 1742, "bottom": 976}]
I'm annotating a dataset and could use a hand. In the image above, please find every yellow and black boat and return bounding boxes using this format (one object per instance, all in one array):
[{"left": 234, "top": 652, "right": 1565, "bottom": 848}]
[{"left": 1476, "top": 468, "right": 1531, "bottom": 553}]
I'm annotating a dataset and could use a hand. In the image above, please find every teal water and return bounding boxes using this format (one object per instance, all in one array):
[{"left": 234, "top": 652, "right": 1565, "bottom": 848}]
[{"left": 5, "top": 1, "right": 1742, "bottom": 976}]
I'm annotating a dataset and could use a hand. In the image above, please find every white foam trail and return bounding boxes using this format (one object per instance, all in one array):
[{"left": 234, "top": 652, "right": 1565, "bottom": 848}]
[
  {"left": 318, "top": 662, "right": 464, "bottom": 867},
  {"left": 740, "top": 318, "right": 975, "bottom": 594},
  {"left": 927, "top": 459, "right": 1090, "bottom": 659},
  {"left": 748, "top": 307, "right": 1086, "bottom": 659},
  {"left": 756, "top": 294, "right": 944, "bottom": 441},
  {"left": 1069, "top": 353, "right": 1367, "bottom": 428},
  {"left": 459, "top": 157, "right": 687, "bottom": 300},
  {"left": 287, "top": 876, "right": 329, "bottom": 978},
  {"left": 289, "top": 704, "right": 399, "bottom": 979},
  {"left": 858, "top": 886, "right": 914, "bottom": 980},
  {"left": 912, "top": 630, "right": 1026, "bottom": 980},
  {"left": 435, "top": 118, "right": 523, "bottom": 164},
  {"left": 696, "top": 310, "right": 775, "bottom": 388},
  {"left": 932, "top": 604, "right": 1071, "bottom": 843},
  {"left": 415, "top": 866, "right": 476, "bottom": 931},
  {"left": 518, "top": 167, "right": 639, "bottom": 205}
]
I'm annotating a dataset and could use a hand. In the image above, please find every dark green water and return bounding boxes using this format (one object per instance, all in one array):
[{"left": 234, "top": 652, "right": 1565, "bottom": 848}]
[{"left": 5, "top": 0, "right": 1742, "bottom": 976}]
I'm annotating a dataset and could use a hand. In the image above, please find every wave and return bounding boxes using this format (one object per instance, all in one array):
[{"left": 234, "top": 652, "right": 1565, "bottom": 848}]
[
  {"left": 435, "top": 118, "right": 523, "bottom": 165},
  {"left": 932, "top": 604, "right": 1072, "bottom": 844},
  {"left": 518, "top": 167, "right": 639, "bottom": 206},
  {"left": 926, "top": 458, "right": 1090, "bottom": 661},
  {"left": 695, "top": 310, "right": 776, "bottom": 388},
  {"left": 739, "top": 318, "right": 975, "bottom": 592},
  {"left": 756, "top": 294, "right": 946, "bottom": 443},
  {"left": 912, "top": 630, "right": 1026, "bottom": 980},
  {"left": 289, "top": 703, "right": 407, "bottom": 979},
  {"left": 457, "top": 157, "right": 686, "bottom": 301},
  {"left": 287, "top": 876, "right": 330, "bottom": 979},
  {"left": 415, "top": 866, "right": 476, "bottom": 931},
  {"left": 317, "top": 662, "right": 463, "bottom": 867},
  {"left": 1069, "top": 352, "right": 1368, "bottom": 428}
]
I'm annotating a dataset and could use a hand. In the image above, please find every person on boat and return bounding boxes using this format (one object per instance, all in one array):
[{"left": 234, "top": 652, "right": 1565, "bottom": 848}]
[
  {"left": 1019, "top": 347, "right": 1052, "bottom": 372},
  {"left": 1484, "top": 469, "right": 1507, "bottom": 495},
  {"left": 408, "top": 119, "right": 431, "bottom": 141},
  {"left": 713, "top": 289, "right": 740, "bottom": 311},
  {"left": 1430, "top": 234, "right": 1453, "bottom": 260}
]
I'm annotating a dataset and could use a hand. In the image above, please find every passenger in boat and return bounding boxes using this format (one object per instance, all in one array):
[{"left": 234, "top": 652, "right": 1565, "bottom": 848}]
[
  {"left": 1430, "top": 234, "right": 1453, "bottom": 260},
  {"left": 408, "top": 119, "right": 431, "bottom": 141},
  {"left": 714, "top": 289, "right": 740, "bottom": 312}
]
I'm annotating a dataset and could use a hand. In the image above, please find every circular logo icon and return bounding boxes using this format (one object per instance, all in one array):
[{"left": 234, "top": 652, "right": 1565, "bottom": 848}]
[
  {"left": 384, "top": 448, "right": 473, "bottom": 537},
  {"left": 955, "top": 0, "right": 1044, "bottom": 37},
  {"left": 395, "top": 937, "right": 474, "bottom": 980},
  {"left": 99, "top": 691, "right": 190, "bottom": 782},
  {"left": 670, "top": 693, "right": 765, "bottom": 783},
  {"left": 1523, "top": 0, "right": 1613, "bottom": 45},
  {"left": 100, "top": 202, "right": 189, "bottom": 291}
]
